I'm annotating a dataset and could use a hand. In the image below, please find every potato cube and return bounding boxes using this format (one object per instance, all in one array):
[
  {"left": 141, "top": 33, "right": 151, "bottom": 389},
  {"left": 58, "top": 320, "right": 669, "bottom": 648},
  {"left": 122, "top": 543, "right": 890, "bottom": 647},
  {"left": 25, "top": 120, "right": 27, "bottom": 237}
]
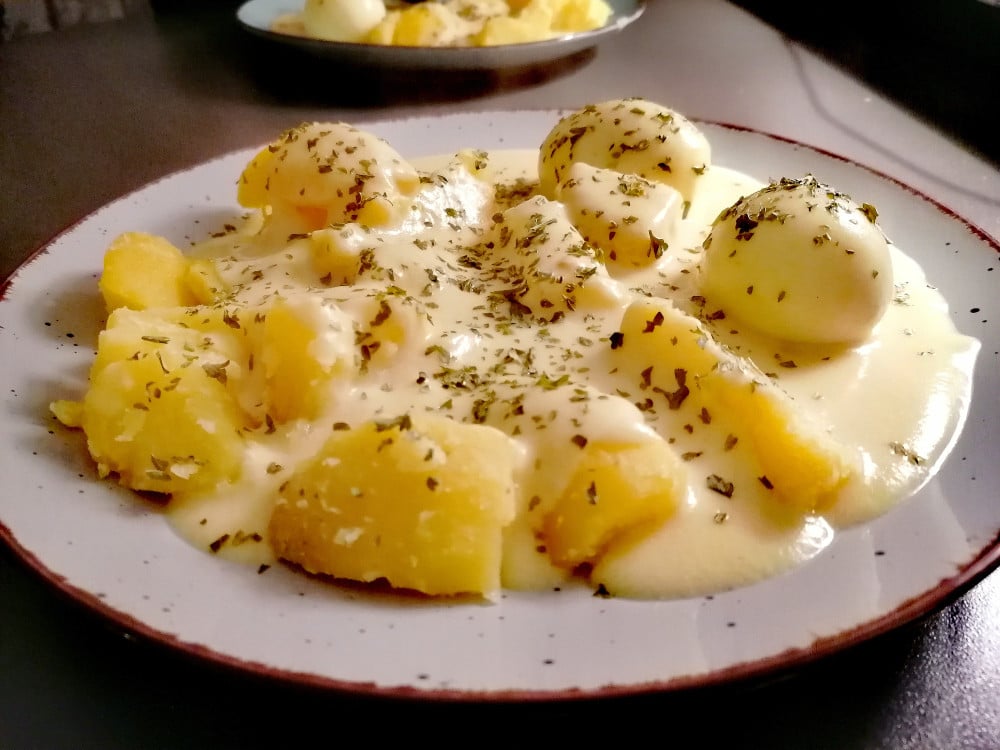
[
  {"left": 490, "top": 195, "right": 623, "bottom": 318},
  {"left": 257, "top": 297, "right": 353, "bottom": 423},
  {"left": 268, "top": 414, "right": 517, "bottom": 597},
  {"left": 542, "top": 440, "right": 685, "bottom": 568},
  {"left": 391, "top": 3, "right": 462, "bottom": 46},
  {"left": 614, "top": 297, "right": 856, "bottom": 511},
  {"left": 99, "top": 232, "right": 198, "bottom": 312},
  {"left": 364, "top": 9, "right": 400, "bottom": 44},
  {"left": 547, "top": 0, "right": 612, "bottom": 31},
  {"left": 237, "top": 145, "right": 273, "bottom": 209},
  {"left": 558, "top": 161, "right": 683, "bottom": 268},
  {"left": 49, "top": 399, "right": 84, "bottom": 428},
  {"left": 309, "top": 225, "right": 367, "bottom": 286},
  {"left": 474, "top": 9, "right": 551, "bottom": 45},
  {"left": 90, "top": 306, "right": 244, "bottom": 382},
  {"left": 60, "top": 307, "right": 253, "bottom": 494},
  {"left": 184, "top": 258, "right": 227, "bottom": 305},
  {"left": 80, "top": 347, "right": 247, "bottom": 494}
]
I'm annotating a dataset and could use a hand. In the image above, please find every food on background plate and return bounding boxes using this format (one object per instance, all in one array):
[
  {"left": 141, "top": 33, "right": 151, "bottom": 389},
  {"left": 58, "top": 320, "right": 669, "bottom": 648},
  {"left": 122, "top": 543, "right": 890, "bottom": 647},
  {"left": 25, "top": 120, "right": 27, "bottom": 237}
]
[
  {"left": 51, "top": 99, "right": 979, "bottom": 602},
  {"left": 271, "top": 0, "right": 613, "bottom": 46}
]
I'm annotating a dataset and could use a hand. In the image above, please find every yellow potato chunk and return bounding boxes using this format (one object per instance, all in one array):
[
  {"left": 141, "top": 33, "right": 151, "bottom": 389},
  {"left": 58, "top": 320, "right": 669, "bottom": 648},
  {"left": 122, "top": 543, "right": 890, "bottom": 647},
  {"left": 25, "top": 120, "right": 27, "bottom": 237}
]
[
  {"left": 391, "top": 2, "right": 464, "bottom": 46},
  {"left": 99, "top": 232, "right": 198, "bottom": 312},
  {"left": 269, "top": 414, "right": 517, "bottom": 597},
  {"left": 257, "top": 297, "right": 352, "bottom": 423},
  {"left": 347, "top": 0, "right": 610, "bottom": 46},
  {"left": 237, "top": 146, "right": 273, "bottom": 209},
  {"left": 614, "top": 297, "right": 856, "bottom": 512},
  {"left": 558, "top": 161, "right": 684, "bottom": 268},
  {"left": 184, "top": 258, "right": 227, "bottom": 305},
  {"left": 542, "top": 440, "right": 685, "bottom": 568},
  {"left": 474, "top": 5, "right": 553, "bottom": 44},
  {"left": 309, "top": 225, "right": 368, "bottom": 286},
  {"left": 79, "top": 356, "right": 246, "bottom": 494},
  {"left": 546, "top": 0, "right": 612, "bottom": 30},
  {"left": 50, "top": 399, "right": 84, "bottom": 429},
  {"left": 489, "top": 195, "right": 624, "bottom": 318},
  {"left": 89, "top": 306, "right": 245, "bottom": 383},
  {"left": 363, "top": 9, "right": 400, "bottom": 44},
  {"left": 262, "top": 304, "right": 322, "bottom": 422},
  {"left": 68, "top": 309, "right": 250, "bottom": 494}
]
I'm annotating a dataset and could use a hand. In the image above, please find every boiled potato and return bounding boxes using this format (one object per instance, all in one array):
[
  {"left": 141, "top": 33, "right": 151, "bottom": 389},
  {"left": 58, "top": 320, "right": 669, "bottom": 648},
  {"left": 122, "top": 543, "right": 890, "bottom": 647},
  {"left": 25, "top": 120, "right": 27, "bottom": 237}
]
[
  {"left": 237, "top": 145, "right": 274, "bottom": 209},
  {"left": 546, "top": 0, "right": 612, "bottom": 30},
  {"left": 538, "top": 98, "right": 711, "bottom": 202},
  {"left": 88, "top": 306, "right": 246, "bottom": 384},
  {"left": 473, "top": 3, "right": 554, "bottom": 44},
  {"left": 99, "top": 232, "right": 199, "bottom": 312},
  {"left": 365, "top": 2, "right": 480, "bottom": 46},
  {"left": 309, "top": 224, "right": 370, "bottom": 286},
  {"left": 613, "top": 296, "right": 857, "bottom": 512},
  {"left": 474, "top": 0, "right": 611, "bottom": 44},
  {"left": 363, "top": 9, "right": 399, "bottom": 44},
  {"left": 268, "top": 413, "right": 518, "bottom": 597},
  {"left": 62, "top": 308, "right": 251, "bottom": 494},
  {"left": 542, "top": 439, "right": 686, "bottom": 568},
  {"left": 558, "top": 161, "right": 684, "bottom": 268},
  {"left": 391, "top": 2, "right": 466, "bottom": 46},
  {"left": 251, "top": 296, "right": 354, "bottom": 423},
  {"left": 184, "top": 258, "right": 228, "bottom": 305},
  {"left": 79, "top": 356, "right": 246, "bottom": 494},
  {"left": 318, "top": 0, "right": 611, "bottom": 47},
  {"left": 489, "top": 195, "right": 626, "bottom": 318}
]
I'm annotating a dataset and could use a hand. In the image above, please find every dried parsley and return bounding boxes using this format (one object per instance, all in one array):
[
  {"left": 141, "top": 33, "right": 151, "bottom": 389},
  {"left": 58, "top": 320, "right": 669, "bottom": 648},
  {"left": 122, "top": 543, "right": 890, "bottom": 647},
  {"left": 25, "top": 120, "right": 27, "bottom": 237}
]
[{"left": 706, "top": 474, "right": 735, "bottom": 498}]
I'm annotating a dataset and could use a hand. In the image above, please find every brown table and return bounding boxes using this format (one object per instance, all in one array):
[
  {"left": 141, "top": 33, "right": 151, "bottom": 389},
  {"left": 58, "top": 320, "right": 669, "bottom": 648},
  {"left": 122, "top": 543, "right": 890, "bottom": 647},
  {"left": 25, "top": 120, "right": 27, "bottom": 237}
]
[{"left": 3, "top": 1, "right": 999, "bottom": 746}]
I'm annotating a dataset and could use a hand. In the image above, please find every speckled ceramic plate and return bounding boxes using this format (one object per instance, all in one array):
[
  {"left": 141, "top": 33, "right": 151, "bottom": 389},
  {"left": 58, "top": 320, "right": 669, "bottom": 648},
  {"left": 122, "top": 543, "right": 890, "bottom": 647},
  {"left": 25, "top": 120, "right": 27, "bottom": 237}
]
[
  {"left": 1, "top": 111, "right": 998, "bottom": 700},
  {"left": 235, "top": 0, "right": 645, "bottom": 70}
]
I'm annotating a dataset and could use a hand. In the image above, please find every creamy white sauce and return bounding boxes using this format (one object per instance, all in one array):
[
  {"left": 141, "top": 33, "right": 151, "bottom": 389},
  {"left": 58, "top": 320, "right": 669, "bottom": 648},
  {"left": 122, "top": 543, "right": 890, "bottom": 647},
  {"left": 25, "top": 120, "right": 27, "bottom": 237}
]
[{"left": 166, "top": 147, "right": 979, "bottom": 599}]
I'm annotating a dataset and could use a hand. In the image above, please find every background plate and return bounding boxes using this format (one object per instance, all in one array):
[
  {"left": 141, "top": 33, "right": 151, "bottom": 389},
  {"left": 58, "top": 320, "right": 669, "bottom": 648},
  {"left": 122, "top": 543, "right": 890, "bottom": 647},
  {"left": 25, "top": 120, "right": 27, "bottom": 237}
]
[
  {"left": 1, "top": 110, "right": 998, "bottom": 700},
  {"left": 235, "top": 0, "right": 645, "bottom": 70}
]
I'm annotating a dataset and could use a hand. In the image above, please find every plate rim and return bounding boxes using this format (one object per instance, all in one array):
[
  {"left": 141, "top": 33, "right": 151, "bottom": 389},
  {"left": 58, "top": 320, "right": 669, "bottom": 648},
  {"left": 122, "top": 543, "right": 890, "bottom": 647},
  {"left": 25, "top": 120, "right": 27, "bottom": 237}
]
[
  {"left": 4, "top": 510, "right": 1000, "bottom": 701},
  {"left": 2, "top": 109, "right": 998, "bottom": 701}
]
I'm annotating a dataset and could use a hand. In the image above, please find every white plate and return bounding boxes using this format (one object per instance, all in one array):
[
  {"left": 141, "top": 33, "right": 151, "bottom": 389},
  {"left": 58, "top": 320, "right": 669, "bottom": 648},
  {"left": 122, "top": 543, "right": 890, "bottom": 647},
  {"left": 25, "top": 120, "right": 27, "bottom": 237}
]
[
  {"left": 1, "top": 110, "right": 998, "bottom": 700},
  {"left": 235, "top": 0, "right": 645, "bottom": 70}
]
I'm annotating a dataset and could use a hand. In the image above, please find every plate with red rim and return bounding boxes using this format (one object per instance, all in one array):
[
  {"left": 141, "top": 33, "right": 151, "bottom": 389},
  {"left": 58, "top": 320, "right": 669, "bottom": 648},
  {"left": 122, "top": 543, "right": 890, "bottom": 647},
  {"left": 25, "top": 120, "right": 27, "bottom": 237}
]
[
  {"left": 235, "top": 0, "right": 646, "bottom": 70},
  {"left": 1, "top": 109, "right": 998, "bottom": 700}
]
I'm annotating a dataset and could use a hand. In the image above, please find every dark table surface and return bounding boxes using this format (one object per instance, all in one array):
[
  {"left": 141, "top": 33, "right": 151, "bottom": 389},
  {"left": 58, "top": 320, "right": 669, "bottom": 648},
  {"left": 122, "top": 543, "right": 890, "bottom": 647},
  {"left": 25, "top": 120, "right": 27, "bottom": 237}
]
[{"left": 2, "top": 1, "right": 999, "bottom": 746}]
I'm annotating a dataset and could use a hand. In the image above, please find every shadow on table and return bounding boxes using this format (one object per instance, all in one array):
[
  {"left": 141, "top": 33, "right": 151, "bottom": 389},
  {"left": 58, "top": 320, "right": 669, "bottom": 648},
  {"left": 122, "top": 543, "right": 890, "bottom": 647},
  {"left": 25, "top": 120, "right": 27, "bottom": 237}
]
[
  {"left": 148, "top": 3, "right": 595, "bottom": 110},
  {"left": 242, "top": 40, "right": 597, "bottom": 108}
]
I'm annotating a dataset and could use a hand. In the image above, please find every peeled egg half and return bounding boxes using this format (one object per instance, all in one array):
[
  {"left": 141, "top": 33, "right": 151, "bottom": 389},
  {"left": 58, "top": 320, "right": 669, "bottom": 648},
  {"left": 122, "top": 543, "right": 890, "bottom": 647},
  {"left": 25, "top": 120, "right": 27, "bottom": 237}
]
[
  {"left": 699, "top": 175, "right": 893, "bottom": 345},
  {"left": 302, "top": 0, "right": 386, "bottom": 42},
  {"left": 538, "top": 98, "right": 711, "bottom": 203}
]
